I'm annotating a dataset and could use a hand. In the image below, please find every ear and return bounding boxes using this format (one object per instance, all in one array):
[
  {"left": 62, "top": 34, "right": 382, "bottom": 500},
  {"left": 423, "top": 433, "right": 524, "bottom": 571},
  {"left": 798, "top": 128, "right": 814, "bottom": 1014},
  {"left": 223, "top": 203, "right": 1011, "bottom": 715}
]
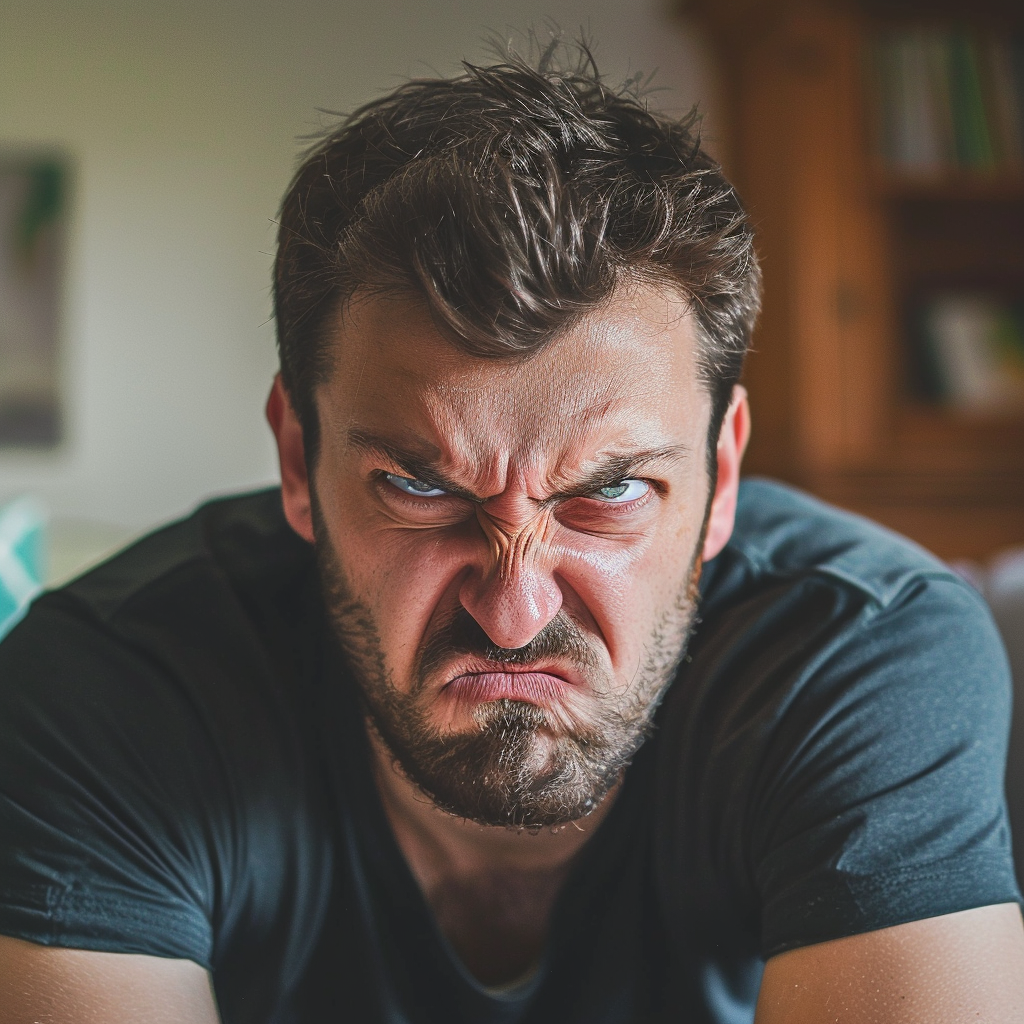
[
  {"left": 702, "top": 385, "right": 751, "bottom": 563},
  {"left": 266, "top": 374, "right": 315, "bottom": 543}
]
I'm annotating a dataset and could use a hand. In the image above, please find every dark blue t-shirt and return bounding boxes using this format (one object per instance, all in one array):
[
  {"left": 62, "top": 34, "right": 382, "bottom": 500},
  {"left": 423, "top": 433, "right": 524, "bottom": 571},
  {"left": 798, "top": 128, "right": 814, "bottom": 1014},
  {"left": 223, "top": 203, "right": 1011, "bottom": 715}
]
[{"left": 0, "top": 480, "right": 1018, "bottom": 1023}]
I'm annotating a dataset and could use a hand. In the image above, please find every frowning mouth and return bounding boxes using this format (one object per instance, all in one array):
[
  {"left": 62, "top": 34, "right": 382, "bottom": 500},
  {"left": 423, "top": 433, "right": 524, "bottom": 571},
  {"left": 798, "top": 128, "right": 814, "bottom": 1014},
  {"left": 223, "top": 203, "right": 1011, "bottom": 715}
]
[{"left": 443, "top": 670, "right": 571, "bottom": 705}]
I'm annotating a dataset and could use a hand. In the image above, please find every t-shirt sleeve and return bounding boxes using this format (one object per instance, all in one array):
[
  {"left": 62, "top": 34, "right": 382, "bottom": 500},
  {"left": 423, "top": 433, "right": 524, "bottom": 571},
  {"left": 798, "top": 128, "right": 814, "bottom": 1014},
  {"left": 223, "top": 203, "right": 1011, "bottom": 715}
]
[
  {"left": 0, "top": 593, "right": 218, "bottom": 965},
  {"left": 752, "top": 573, "right": 1021, "bottom": 957}
]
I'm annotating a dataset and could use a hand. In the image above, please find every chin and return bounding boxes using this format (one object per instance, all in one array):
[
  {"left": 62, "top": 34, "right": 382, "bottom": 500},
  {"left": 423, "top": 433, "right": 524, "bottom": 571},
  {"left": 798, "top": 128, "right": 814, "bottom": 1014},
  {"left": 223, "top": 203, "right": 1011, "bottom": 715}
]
[{"left": 374, "top": 695, "right": 643, "bottom": 830}]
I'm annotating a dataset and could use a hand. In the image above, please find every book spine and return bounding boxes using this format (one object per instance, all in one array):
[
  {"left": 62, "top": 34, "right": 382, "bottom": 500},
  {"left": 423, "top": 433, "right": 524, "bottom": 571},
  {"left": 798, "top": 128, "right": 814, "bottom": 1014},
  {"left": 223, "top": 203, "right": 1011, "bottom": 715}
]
[
  {"left": 948, "top": 33, "right": 995, "bottom": 168},
  {"left": 907, "top": 32, "right": 943, "bottom": 170},
  {"left": 868, "top": 36, "right": 898, "bottom": 166},
  {"left": 868, "top": 28, "right": 1024, "bottom": 176},
  {"left": 922, "top": 295, "right": 1024, "bottom": 411},
  {"left": 893, "top": 33, "right": 919, "bottom": 167},
  {"left": 871, "top": 30, "right": 946, "bottom": 172},
  {"left": 924, "top": 30, "right": 957, "bottom": 171},
  {"left": 985, "top": 38, "right": 1024, "bottom": 168},
  {"left": 1013, "top": 37, "right": 1024, "bottom": 159}
]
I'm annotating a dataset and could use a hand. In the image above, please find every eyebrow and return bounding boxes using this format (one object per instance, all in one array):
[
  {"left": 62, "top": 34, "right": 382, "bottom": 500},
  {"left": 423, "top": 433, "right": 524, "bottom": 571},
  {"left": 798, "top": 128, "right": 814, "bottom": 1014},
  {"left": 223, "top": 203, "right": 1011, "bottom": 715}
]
[
  {"left": 346, "top": 429, "right": 478, "bottom": 499},
  {"left": 346, "top": 428, "right": 692, "bottom": 501},
  {"left": 559, "top": 446, "right": 692, "bottom": 499}
]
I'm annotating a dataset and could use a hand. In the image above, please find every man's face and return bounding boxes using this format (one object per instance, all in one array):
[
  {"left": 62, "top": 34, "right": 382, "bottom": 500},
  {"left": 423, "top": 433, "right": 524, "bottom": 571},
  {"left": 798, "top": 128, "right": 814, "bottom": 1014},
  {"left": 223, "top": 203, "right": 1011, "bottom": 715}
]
[{"left": 291, "top": 285, "right": 732, "bottom": 828}]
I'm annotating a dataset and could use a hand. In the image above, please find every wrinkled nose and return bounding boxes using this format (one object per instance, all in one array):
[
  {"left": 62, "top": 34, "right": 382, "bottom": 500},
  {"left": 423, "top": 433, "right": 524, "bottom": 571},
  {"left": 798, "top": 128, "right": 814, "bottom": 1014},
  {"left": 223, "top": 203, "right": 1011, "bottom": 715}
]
[{"left": 458, "top": 562, "right": 563, "bottom": 651}]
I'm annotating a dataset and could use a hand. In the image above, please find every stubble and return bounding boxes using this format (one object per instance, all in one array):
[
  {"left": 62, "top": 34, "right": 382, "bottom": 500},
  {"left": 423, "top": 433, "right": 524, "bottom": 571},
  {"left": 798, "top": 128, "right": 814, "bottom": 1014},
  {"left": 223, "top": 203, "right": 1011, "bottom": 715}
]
[{"left": 313, "top": 501, "right": 702, "bottom": 829}]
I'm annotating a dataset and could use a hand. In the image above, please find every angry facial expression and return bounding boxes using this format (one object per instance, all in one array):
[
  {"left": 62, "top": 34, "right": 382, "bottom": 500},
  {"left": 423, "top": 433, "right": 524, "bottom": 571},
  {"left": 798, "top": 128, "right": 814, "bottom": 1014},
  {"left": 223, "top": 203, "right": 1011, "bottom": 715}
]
[{"left": 272, "top": 284, "right": 746, "bottom": 827}]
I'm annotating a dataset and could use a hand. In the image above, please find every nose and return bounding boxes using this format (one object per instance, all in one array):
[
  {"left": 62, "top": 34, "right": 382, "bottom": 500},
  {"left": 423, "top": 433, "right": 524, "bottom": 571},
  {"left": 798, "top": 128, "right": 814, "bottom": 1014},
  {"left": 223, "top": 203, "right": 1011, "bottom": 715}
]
[{"left": 458, "top": 561, "right": 563, "bottom": 651}]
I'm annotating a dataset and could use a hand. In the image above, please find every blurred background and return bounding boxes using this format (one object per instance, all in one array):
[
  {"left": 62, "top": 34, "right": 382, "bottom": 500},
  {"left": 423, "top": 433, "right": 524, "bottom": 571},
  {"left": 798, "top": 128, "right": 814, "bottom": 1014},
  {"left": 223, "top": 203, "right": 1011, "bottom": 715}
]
[
  {"left": 1, "top": 0, "right": 1023, "bottom": 572},
  {"left": 689, "top": 0, "right": 1024, "bottom": 567},
  {"left": 0, "top": 0, "right": 715, "bottom": 582}
]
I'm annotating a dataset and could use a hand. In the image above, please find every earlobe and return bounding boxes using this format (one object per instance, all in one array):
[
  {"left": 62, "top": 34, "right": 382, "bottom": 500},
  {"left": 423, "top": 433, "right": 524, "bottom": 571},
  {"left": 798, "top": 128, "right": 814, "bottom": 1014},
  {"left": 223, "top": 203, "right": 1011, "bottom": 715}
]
[
  {"left": 266, "top": 374, "right": 315, "bottom": 544},
  {"left": 701, "top": 386, "right": 751, "bottom": 563}
]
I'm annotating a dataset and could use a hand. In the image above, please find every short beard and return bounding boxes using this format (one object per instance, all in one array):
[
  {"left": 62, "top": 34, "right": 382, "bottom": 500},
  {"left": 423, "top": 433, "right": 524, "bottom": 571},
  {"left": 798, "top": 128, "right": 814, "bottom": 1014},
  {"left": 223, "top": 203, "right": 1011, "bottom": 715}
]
[{"left": 312, "top": 500, "right": 702, "bottom": 829}]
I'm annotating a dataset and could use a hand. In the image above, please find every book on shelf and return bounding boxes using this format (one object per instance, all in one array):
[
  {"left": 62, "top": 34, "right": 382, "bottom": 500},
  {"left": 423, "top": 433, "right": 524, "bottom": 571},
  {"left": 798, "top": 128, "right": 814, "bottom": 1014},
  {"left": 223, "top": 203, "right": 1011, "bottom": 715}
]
[
  {"left": 911, "top": 294, "right": 1024, "bottom": 411},
  {"left": 869, "top": 30, "right": 1024, "bottom": 175}
]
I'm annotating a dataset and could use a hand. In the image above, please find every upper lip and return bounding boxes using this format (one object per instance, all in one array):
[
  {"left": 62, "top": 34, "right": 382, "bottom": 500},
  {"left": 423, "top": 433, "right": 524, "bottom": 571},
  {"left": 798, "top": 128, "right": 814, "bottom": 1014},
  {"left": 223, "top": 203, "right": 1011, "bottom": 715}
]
[{"left": 440, "top": 657, "right": 587, "bottom": 690}]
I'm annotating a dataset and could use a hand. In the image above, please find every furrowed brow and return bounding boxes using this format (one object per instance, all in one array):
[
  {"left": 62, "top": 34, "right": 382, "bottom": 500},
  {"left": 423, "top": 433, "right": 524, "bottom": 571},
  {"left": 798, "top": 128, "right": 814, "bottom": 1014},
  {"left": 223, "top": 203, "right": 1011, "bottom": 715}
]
[
  {"left": 346, "top": 428, "right": 477, "bottom": 499},
  {"left": 558, "top": 445, "right": 692, "bottom": 498}
]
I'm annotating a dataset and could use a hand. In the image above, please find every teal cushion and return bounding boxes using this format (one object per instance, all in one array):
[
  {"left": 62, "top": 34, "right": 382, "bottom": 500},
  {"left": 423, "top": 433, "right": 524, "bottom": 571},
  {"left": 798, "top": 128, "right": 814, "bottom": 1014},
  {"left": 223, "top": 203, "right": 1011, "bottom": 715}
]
[{"left": 0, "top": 498, "right": 46, "bottom": 640}]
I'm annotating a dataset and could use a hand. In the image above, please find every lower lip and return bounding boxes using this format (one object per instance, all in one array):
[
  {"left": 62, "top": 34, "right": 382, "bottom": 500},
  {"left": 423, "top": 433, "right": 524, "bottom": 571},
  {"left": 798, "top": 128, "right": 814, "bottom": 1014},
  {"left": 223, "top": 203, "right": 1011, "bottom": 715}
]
[{"left": 443, "top": 672, "right": 570, "bottom": 705}]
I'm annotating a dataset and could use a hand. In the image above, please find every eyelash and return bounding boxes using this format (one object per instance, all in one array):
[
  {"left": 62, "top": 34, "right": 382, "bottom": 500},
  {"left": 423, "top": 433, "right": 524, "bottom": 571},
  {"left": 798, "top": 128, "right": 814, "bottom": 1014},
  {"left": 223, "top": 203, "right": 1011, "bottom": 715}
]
[
  {"left": 567, "top": 481, "right": 657, "bottom": 517},
  {"left": 590, "top": 479, "right": 650, "bottom": 504},
  {"left": 384, "top": 473, "right": 449, "bottom": 498},
  {"left": 376, "top": 475, "right": 459, "bottom": 511}
]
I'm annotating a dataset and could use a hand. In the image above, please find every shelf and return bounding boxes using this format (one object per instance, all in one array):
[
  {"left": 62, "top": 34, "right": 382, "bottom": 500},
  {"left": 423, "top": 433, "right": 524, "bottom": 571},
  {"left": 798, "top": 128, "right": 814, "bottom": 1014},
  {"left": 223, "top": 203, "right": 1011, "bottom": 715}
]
[
  {"left": 686, "top": 0, "right": 1024, "bottom": 559},
  {"left": 890, "top": 405, "right": 1024, "bottom": 477},
  {"left": 873, "top": 170, "right": 1024, "bottom": 203},
  {"left": 899, "top": 402, "right": 1024, "bottom": 426},
  {"left": 857, "top": 0, "right": 1024, "bottom": 20},
  {"left": 682, "top": 0, "right": 1024, "bottom": 35}
]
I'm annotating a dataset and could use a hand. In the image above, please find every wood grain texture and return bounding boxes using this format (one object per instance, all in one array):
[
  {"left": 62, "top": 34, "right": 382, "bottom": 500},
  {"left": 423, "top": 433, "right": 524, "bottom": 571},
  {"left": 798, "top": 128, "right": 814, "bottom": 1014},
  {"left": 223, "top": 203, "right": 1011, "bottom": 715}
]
[{"left": 684, "top": 0, "right": 1024, "bottom": 559}]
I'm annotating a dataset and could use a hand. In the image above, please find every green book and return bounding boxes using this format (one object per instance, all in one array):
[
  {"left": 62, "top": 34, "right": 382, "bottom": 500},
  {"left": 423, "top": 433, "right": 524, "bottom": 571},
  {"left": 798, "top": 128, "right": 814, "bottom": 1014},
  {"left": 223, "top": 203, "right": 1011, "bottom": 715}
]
[
  {"left": 948, "top": 32, "right": 995, "bottom": 168},
  {"left": 1013, "top": 37, "right": 1024, "bottom": 153}
]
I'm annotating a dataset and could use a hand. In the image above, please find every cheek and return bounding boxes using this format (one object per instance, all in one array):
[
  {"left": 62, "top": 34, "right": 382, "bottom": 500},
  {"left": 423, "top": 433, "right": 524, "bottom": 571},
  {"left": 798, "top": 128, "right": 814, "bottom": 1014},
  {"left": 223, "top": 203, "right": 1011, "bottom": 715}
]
[
  {"left": 327, "top": 507, "right": 480, "bottom": 675},
  {"left": 556, "top": 515, "right": 701, "bottom": 667},
  {"left": 316, "top": 463, "right": 708, "bottom": 680},
  {"left": 556, "top": 472, "right": 709, "bottom": 668}
]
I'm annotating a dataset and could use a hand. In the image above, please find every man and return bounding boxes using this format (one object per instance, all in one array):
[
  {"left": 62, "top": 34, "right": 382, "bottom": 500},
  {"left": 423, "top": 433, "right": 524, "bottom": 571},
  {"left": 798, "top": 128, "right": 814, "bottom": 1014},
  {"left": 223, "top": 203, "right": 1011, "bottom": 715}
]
[{"left": 0, "top": 46, "right": 1022, "bottom": 1024}]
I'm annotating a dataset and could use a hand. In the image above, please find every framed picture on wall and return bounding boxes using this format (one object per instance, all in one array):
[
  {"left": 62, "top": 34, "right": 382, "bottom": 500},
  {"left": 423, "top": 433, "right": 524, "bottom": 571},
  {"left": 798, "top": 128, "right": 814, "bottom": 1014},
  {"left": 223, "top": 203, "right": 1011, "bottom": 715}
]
[{"left": 0, "top": 155, "right": 68, "bottom": 447}]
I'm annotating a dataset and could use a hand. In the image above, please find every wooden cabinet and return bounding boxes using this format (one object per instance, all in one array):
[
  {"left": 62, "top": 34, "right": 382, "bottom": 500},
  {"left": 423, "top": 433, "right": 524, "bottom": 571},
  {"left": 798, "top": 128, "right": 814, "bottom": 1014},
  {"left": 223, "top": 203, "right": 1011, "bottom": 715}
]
[{"left": 683, "top": 0, "right": 1024, "bottom": 559}]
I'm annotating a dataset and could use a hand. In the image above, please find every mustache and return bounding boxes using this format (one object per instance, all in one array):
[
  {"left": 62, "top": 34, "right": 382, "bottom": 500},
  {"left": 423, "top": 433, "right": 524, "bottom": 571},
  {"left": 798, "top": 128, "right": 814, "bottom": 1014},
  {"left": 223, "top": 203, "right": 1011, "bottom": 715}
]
[{"left": 417, "top": 607, "right": 600, "bottom": 683}]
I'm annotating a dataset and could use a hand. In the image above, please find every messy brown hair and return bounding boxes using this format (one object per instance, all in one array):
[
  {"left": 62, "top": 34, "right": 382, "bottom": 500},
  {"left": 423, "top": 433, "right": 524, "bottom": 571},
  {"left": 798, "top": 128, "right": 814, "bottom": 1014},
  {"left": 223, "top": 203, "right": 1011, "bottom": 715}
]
[{"left": 274, "top": 39, "right": 760, "bottom": 464}]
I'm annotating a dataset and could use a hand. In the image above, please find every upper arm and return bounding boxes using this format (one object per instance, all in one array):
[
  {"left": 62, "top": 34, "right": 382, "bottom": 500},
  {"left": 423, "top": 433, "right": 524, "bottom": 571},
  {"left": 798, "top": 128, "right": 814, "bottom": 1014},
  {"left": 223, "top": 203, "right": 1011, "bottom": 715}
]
[
  {"left": 0, "top": 598, "right": 219, "bottom": 964},
  {"left": 754, "top": 903, "right": 1024, "bottom": 1024},
  {"left": 0, "top": 935, "right": 220, "bottom": 1024},
  {"left": 748, "top": 576, "right": 1021, "bottom": 956},
  {"left": 0, "top": 587, "right": 330, "bottom": 1021}
]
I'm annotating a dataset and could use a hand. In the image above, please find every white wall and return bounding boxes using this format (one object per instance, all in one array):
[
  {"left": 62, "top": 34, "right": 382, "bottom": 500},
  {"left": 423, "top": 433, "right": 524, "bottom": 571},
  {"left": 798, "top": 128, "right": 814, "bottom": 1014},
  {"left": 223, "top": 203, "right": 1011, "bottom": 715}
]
[{"left": 0, "top": 0, "right": 714, "bottom": 532}]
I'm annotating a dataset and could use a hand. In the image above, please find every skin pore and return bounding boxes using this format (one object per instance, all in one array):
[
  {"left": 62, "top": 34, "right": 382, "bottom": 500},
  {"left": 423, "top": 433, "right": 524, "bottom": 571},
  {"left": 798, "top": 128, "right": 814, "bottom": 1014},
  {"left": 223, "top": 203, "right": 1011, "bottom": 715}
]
[{"left": 268, "top": 283, "right": 749, "bottom": 986}]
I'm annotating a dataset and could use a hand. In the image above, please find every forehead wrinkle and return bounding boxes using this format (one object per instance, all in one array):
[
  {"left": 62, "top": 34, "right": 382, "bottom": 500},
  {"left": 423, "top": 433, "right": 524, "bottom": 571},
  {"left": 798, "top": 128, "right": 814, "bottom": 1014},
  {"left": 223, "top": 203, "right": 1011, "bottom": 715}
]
[
  {"left": 348, "top": 290, "right": 702, "bottom": 498},
  {"left": 345, "top": 428, "right": 461, "bottom": 492},
  {"left": 418, "top": 391, "right": 514, "bottom": 496},
  {"left": 422, "top": 379, "right": 693, "bottom": 497},
  {"left": 540, "top": 381, "right": 681, "bottom": 469}
]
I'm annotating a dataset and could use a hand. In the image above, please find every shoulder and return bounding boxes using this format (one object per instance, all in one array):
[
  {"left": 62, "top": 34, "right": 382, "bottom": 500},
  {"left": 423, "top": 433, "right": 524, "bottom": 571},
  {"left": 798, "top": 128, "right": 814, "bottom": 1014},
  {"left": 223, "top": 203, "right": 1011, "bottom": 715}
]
[
  {"left": 688, "top": 479, "right": 1004, "bottom": 730},
  {"left": 3, "top": 488, "right": 318, "bottom": 694},
  {"left": 55, "top": 486, "right": 312, "bottom": 626},
  {"left": 0, "top": 488, "right": 321, "bottom": 768},
  {"left": 695, "top": 477, "right": 1003, "bottom": 684},
  {"left": 0, "top": 489, "right": 332, "bottom": 964},
  {"left": 710, "top": 477, "right": 965, "bottom": 610},
  {"left": 653, "top": 480, "right": 1018, "bottom": 957},
  {"left": 0, "top": 487, "right": 324, "bottom": 818},
  {"left": 686, "top": 482, "right": 1009, "bottom": 776}
]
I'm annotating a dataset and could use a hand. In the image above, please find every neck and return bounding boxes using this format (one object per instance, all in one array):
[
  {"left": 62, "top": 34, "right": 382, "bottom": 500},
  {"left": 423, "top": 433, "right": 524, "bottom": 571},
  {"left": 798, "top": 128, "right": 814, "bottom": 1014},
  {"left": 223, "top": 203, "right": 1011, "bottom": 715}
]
[{"left": 365, "top": 727, "right": 622, "bottom": 987}]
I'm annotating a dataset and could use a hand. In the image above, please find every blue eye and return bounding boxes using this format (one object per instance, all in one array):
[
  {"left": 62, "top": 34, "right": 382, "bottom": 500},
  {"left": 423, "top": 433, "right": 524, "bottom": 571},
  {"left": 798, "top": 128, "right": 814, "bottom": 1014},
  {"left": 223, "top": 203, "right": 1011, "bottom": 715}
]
[
  {"left": 385, "top": 473, "right": 448, "bottom": 498},
  {"left": 592, "top": 479, "right": 649, "bottom": 503}
]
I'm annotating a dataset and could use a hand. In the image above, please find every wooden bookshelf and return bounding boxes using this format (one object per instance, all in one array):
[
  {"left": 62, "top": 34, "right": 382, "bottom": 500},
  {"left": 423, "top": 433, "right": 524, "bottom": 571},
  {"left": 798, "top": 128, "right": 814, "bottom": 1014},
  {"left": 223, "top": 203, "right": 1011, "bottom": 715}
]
[{"left": 682, "top": 0, "right": 1024, "bottom": 560}]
